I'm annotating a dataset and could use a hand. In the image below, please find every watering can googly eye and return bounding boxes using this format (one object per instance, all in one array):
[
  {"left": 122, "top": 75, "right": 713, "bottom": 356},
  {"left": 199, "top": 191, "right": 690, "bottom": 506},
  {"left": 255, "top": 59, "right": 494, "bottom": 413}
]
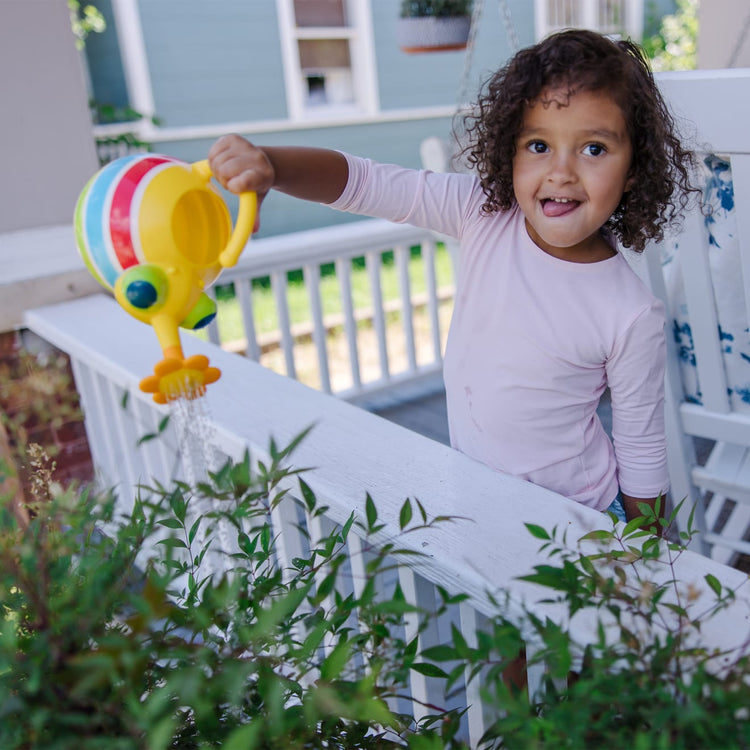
[{"left": 74, "top": 153, "right": 257, "bottom": 403}]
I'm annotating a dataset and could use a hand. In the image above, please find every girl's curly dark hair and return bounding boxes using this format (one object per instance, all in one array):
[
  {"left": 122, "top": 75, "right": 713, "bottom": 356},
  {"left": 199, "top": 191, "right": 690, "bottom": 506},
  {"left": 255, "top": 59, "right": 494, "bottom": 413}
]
[{"left": 460, "top": 29, "right": 696, "bottom": 252}]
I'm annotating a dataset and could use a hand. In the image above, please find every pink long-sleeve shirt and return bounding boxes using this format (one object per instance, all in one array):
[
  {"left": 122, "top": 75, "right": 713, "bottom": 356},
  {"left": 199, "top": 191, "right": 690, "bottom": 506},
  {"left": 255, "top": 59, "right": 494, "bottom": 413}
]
[{"left": 330, "top": 154, "right": 669, "bottom": 510}]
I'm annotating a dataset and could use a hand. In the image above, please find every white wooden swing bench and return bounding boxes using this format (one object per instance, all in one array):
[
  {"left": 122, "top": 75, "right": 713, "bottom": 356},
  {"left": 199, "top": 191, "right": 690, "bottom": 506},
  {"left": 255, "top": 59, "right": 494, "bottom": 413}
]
[
  {"left": 635, "top": 69, "right": 750, "bottom": 564},
  {"left": 17, "top": 68, "right": 750, "bottom": 744}
]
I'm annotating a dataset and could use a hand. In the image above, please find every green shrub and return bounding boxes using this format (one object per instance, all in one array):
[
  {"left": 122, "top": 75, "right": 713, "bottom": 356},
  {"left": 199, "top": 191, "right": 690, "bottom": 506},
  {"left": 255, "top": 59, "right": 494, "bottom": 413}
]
[
  {"left": 3, "top": 433, "right": 750, "bottom": 749},
  {"left": 422, "top": 502, "right": 750, "bottom": 748},
  {"left": 0, "top": 437, "right": 462, "bottom": 749}
]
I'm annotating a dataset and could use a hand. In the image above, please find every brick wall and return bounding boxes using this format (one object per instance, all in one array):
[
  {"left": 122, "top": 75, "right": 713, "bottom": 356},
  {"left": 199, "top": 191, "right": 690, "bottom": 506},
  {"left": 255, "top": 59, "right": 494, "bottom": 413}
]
[{"left": 0, "top": 330, "right": 95, "bottom": 498}]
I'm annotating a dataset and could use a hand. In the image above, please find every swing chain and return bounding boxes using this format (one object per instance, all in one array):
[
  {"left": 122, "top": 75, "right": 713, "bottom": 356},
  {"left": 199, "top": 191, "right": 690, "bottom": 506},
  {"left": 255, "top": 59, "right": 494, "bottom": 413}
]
[
  {"left": 499, "top": 0, "right": 520, "bottom": 54},
  {"left": 457, "top": 0, "right": 520, "bottom": 108}
]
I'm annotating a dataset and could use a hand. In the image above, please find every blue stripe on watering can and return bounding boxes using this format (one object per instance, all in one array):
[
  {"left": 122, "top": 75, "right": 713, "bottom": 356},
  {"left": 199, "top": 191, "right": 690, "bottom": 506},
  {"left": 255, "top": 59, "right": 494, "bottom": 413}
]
[
  {"left": 83, "top": 154, "right": 143, "bottom": 288},
  {"left": 74, "top": 172, "right": 108, "bottom": 289}
]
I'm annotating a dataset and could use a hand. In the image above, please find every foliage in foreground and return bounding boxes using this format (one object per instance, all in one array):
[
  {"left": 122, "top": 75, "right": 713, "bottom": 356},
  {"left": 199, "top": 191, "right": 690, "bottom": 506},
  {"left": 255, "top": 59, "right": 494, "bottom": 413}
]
[
  {"left": 0, "top": 437, "right": 463, "bottom": 749},
  {"left": 423, "top": 501, "right": 750, "bottom": 748},
  {"left": 3, "top": 434, "right": 750, "bottom": 748}
]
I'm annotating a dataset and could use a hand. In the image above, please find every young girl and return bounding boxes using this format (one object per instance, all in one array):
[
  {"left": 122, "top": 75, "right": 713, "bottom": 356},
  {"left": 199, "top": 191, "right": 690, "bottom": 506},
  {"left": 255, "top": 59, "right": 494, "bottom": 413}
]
[{"left": 208, "top": 29, "right": 694, "bottom": 523}]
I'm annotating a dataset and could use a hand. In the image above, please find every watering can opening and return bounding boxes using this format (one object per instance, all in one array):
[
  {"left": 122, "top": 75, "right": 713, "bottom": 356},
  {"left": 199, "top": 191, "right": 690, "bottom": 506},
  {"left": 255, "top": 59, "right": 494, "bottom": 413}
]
[{"left": 171, "top": 188, "right": 230, "bottom": 267}]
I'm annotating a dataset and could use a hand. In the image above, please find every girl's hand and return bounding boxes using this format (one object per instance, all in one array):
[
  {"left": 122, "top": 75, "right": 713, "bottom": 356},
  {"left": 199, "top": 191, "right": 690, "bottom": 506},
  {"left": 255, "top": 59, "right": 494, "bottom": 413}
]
[
  {"left": 208, "top": 138, "right": 348, "bottom": 231},
  {"left": 208, "top": 135, "right": 273, "bottom": 232}
]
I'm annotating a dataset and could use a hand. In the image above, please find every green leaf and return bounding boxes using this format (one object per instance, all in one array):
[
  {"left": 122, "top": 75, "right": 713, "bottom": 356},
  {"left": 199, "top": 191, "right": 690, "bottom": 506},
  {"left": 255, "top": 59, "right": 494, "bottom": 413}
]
[
  {"left": 420, "top": 644, "right": 459, "bottom": 662},
  {"left": 188, "top": 518, "right": 201, "bottom": 545},
  {"left": 144, "top": 713, "right": 177, "bottom": 750},
  {"left": 365, "top": 493, "right": 378, "bottom": 530},
  {"left": 404, "top": 635, "right": 419, "bottom": 661},
  {"left": 525, "top": 523, "right": 551, "bottom": 540},
  {"left": 519, "top": 565, "right": 566, "bottom": 590},
  {"left": 636, "top": 501, "right": 655, "bottom": 518},
  {"left": 411, "top": 662, "right": 448, "bottom": 678},
  {"left": 169, "top": 493, "right": 187, "bottom": 523},
  {"left": 157, "top": 518, "right": 183, "bottom": 530},
  {"left": 314, "top": 571, "right": 337, "bottom": 602},
  {"left": 451, "top": 622, "right": 470, "bottom": 658},
  {"left": 340, "top": 513, "right": 354, "bottom": 542},
  {"left": 251, "top": 581, "right": 314, "bottom": 638},
  {"left": 371, "top": 599, "right": 421, "bottom": 615},
  {"left": 298, "top": 620, "right": 328, "bottom": 660},
  {"left": 705, "top": 573, "right": 722, "bottom": 597},
  {"left": 663, "top": 601, "right": 688, "bottom": 619},
  {"left": 238, "top": 532, "right": 257, "bottom": 557},
  {"left": 623, "top": 516, "right": 648, "bottom": 535},
  {"left": 157, "top": 537, "right": 187, "bottom": 549},
  {"left": 223, "top": 721, "right": 262, "bottom": 750},
  {"left": 642, "top": 537, "right": 661, "bottom": 557},
  {"left": 260, "top": 524, "right": 271, "bottom": 554},
  {"left": 580, "top": 529, "right": 613, "bottom": 542},
  {"left": 298, "top": 478, "right": 317, "bottom": 512},
  {"left": 195, "top": 542, "right": 212, "bottom": 566},
  {"left": 320, "top": 638, "right": 351, "bottom": 681},
  {"left": 162, "top": 559, "right": 187, "bottom": 571},
  {"left": 686, "top": 498, "right": 697, "bottom": 535},
  {"left": 408, "top": 734, "right": 445, "bottom": 750},
  {"left": 399, "top": 498, "right": 413, "bottom": 530}
]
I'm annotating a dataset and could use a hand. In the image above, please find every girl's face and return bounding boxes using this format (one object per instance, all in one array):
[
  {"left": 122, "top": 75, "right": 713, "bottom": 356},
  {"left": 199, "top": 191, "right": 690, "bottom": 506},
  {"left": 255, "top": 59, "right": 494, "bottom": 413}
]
[{"left": 512, "top": 87, "right": 633, "bottom": 262}]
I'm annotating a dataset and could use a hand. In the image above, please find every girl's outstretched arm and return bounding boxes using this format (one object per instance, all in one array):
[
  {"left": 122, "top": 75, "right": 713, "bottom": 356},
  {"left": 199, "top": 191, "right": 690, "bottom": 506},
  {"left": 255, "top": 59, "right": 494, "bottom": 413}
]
[{"left": 208, "top": 134, "right": 349, "bottom": 230}]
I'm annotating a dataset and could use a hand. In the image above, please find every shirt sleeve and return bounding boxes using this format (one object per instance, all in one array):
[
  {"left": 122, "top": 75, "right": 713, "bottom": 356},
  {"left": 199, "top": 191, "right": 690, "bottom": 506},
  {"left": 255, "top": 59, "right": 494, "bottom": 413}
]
[
  {"left": 607, "top": 299, "right": 670, "bottom": 499},
  {"left": 329, "top": 152, "right": 481, "bottom": 240}
]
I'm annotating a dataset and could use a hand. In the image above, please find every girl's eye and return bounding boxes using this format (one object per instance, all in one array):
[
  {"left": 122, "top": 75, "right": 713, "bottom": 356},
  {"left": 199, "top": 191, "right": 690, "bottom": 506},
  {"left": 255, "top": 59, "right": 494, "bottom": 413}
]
[
  {"left": 584, "top": 143, "right": 606, "bottom": 156},
  {"left": 527, "top": 141, "right": 548, "bottom": 154}
]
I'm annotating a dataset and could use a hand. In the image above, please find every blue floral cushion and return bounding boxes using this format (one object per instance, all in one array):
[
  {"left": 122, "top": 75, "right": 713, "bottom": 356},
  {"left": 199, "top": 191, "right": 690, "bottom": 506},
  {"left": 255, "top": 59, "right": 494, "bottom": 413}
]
[{"left": 661, "top": 155, "right": 750, "bottom": 410}]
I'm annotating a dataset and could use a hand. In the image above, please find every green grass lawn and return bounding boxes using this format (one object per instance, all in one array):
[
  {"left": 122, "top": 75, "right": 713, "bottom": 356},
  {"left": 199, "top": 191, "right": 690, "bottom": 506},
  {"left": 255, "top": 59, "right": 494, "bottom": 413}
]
[{"left": 207, "top": 244, "right": 455, "bottom": 344}]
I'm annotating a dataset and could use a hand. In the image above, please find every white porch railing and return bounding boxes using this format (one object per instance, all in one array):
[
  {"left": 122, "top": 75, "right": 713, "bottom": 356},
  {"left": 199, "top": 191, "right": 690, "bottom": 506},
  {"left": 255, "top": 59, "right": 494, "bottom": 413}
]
[
  {"left": 199, "top": 218, "right": 454, "bottom": 410},
  {"left": 24, "top": 294, "right": 750, "bottom": 746}
]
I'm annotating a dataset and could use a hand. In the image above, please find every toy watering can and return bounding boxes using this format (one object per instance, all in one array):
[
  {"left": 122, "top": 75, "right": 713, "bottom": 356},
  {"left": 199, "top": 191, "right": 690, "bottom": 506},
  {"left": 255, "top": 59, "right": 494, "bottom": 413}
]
[{"left": 74, "top": 154, "right": 256, "bottom": 404}]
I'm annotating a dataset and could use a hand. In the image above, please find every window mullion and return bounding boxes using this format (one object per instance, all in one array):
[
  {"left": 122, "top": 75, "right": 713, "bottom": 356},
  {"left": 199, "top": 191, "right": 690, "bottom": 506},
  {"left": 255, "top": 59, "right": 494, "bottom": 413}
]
[
  {"left": 295, "top": 27, "right": 354, "bottom": 40},
  {"left": 277, "top": 0, "right": 376, "bottom": 121},
  {"left": 276, "top": 0, "right": 306, "bottom": 120}
]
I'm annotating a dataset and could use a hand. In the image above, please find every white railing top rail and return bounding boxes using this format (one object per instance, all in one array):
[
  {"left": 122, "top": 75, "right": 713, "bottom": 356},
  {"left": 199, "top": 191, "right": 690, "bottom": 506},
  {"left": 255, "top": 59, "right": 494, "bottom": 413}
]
[{"left": 25, "top": 294, "right": 750, "bottom": 660}]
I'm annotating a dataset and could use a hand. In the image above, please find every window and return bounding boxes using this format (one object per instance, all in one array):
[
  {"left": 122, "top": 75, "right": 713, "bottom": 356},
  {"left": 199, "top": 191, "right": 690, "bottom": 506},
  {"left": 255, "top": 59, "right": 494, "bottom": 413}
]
[
  {"left": 276, "top": 0, "right": 378, "bottom": 120},
  {"left": 534, "top": 0, "right": 644, "bottom": 41}
]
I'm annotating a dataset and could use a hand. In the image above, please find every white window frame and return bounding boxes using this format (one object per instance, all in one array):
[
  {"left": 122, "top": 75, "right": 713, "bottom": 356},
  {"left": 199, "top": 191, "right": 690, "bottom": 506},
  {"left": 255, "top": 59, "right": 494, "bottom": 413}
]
[
  {"left": 534, "top": 0, "right": 644, "bottom": 42},
  {"left": 276, "top": 0, "right": 379, "bottom": 121}
]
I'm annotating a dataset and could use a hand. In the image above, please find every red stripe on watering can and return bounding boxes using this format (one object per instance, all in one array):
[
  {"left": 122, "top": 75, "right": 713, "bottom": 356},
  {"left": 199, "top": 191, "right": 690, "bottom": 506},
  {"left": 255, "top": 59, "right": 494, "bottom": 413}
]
[{"left": 109, "top": 155, "right": 171, "bottom": 269}]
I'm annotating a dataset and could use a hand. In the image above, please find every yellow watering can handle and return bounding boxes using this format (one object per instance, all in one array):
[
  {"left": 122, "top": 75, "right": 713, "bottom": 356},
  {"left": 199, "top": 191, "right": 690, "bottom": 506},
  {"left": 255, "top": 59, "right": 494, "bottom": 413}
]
[{"left": 191, "top": 159, "right": 257, "bottom": 268}]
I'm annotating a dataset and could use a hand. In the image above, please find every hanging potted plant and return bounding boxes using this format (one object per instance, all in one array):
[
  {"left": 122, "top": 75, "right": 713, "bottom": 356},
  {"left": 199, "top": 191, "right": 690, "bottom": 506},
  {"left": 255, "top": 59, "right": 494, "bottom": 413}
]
[{"left": 397, "top": 0, "right": 473, "bottom": 54}]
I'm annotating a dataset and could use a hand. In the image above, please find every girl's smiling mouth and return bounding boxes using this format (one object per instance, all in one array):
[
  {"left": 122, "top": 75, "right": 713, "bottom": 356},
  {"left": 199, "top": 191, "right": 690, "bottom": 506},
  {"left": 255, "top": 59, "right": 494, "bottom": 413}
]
[{"left": 541, "top": 197, "right": 581, "bottom": 217}]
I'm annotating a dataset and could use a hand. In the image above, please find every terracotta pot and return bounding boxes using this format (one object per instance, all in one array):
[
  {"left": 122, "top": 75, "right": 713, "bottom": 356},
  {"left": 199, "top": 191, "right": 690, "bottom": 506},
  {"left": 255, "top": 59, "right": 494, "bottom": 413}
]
[{"left": 397, "top": 16, "right": 471, "bottom": 53}]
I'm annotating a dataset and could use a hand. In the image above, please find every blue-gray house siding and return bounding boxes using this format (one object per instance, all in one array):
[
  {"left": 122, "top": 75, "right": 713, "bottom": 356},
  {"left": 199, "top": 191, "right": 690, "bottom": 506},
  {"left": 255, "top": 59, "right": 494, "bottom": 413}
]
[{"left": 84, "top": 0, "right": 673, "bottom": 237}]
